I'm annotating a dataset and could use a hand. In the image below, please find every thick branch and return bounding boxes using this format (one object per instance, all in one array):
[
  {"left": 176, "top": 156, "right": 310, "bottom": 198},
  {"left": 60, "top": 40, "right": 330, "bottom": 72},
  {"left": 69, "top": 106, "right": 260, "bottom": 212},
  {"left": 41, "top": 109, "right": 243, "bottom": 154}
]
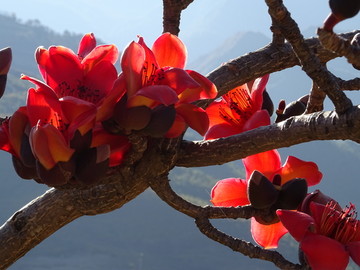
[
  {"left": 0, "top": 174, "right": 149, "bottom": 269},
  {"left": 177, "top": 106, "right": 360, "bottom": 167},
  {"left": 162, "top": 0, "right": 194, "bottom": 35}
]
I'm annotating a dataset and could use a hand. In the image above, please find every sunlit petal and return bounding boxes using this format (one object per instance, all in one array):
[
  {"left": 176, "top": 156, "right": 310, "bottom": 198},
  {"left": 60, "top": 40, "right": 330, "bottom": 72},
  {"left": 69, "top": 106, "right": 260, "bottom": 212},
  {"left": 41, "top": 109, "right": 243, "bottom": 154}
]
[
  {"left": 175, "top": 103, "right": 209, "bottom": 136},
  {"left": 251, "top": 219, "right": 288, "bottom": 249},
  {"left": 77, "top": 33, "right": 96, "bottom": 60},
  {"left": 211, "top": 178, "right": 249, "bottom": 207},
  {"left": 243, "top": 150, "right": 282, "bottom": 180},
  {"left": 277, "top": 156, "right": 323, "bottom": 186},
  {"left": 152, "top": 33, "right": 187, "bottom": 68}
]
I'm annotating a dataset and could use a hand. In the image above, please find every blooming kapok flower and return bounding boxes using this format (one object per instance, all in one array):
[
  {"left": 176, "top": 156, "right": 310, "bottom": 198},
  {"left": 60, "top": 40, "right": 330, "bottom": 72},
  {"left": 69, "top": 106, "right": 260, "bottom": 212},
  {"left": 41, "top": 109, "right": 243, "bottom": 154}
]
[
  {"left": 116, "top": 33, "right": 217, "bottom": 138},
  {"left": 278, "top": 201, "right": 360, "bottom": 270},
  {"left": 205, "top": 74, "right": 270, "bottom": 140},
  {"left": 0, "top": 33, "right": 131, "bottom": 186},
  {"left": 211, "top": 149, "right": 322, "bottom": 249}
]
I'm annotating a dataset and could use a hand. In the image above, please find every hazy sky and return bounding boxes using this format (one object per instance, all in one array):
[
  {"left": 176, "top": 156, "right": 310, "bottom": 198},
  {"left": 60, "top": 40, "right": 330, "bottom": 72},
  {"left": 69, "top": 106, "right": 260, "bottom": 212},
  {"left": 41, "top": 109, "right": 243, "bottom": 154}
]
[{"left": 1, "top": 0, "right": 359, "bottom": 57}]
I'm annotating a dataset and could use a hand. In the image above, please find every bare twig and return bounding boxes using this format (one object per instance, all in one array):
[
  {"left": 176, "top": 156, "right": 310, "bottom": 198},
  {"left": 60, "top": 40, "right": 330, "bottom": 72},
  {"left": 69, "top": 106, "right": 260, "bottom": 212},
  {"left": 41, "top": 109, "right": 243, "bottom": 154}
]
[{"left": 265, "top": 0, "right": 352, "bottom": 113}]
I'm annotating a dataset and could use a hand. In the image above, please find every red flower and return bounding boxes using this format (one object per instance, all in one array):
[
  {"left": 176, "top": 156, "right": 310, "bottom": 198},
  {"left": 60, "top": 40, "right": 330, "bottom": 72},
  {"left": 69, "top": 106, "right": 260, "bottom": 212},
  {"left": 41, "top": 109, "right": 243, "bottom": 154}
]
[
  {"left": 211, "top": 149, "right": 322, "bottom": 249},
  {"left": 205, "top": 75, "right": 270, "bottom": 140},
  {"left": 118, "top": 33, "right": 217, "bottom": 137},
  {"left": 278, "top": 201, "right": 360, "bottom": 270},
  {"left": 0, "top": 33, "right": 131, "bottom": 185}
]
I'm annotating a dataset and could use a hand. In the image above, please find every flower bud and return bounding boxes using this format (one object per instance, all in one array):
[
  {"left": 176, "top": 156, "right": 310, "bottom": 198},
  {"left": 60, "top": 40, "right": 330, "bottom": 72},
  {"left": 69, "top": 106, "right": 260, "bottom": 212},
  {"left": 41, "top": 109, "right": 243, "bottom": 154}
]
[
  {"left": 247, "top": 170, "right": 279, "bottom": 209},
  {"left": 36, "top": 160, "right": 74, "bottom": 186},
  {"left": 142, "top": 105, "right": 176, "bottom": 137},
  {"left": 275, "top": 178, "right": 308, "bottom": 210},
  {"left": 12, "top": 155, "right": 38, "bottom": 180}
]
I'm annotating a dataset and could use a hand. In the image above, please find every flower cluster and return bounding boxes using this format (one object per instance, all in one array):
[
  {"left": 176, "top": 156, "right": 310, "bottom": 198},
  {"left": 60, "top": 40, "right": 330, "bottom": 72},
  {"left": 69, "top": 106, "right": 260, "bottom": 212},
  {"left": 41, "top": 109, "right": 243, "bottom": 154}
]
[
  {"left": 0, "top": 33, "right": 217, "bottom": 186},
  {"left": 206, "top": 74, "right": 360, "bottom": 269},
  {"left": 108, "top": 33, "right": 217, "bottom": 138}
]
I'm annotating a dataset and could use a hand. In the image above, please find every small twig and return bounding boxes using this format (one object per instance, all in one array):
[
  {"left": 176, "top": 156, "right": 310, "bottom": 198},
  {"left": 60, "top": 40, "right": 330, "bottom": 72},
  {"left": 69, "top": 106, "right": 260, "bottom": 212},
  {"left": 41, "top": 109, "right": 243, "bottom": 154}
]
[
  {"left": 305, "top": 82, "right": 326, "bottom": 113},
  {"left": 265, "top": 0, "right": 352, "bottom": 113},
  {"left": 318, "top": 28, "right": 360, "bottom": 69},
  {"left": 195, "top": 217, "right": 307, "bottom": 270}
]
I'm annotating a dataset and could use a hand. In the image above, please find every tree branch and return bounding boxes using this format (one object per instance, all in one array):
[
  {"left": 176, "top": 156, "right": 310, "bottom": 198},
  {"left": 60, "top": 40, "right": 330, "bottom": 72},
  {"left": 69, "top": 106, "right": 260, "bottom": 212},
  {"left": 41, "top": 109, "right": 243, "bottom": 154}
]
[
  {"left": 265, "top": 0, "right": 352, "bottom": 113},
  {"left": 195, "top": 217, "right": 307, "bottom": 269},
  {"left": 177, "top": 106, "right": 360, "bottom": 167},
  {"left": 162, "top": 0, "right": 194, "bottom": 35}
]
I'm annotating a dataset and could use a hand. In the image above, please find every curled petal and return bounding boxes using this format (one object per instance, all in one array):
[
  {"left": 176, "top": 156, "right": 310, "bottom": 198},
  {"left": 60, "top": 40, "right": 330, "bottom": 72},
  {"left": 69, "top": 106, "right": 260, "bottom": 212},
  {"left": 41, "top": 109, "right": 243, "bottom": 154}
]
[
  {"left": 211, "top": 178, "right": 249, "bottom": 207},
  {"left": 243, "top": 150, "right": 282, "bottom": 180},
  {"left": 250, "top": 219, "right": 288, "bottom": 249},
  {"left": 175, "top": 103, "right": 209, "bottom": 136},
  {"left": 156, "top": 68, "right": 200, "bottom": 95},
  {"left": 78, "top": 33, "right": 97, "bottom": 60},
  {"left": 276, "top": 209, "right": 315, "bottom": 242},
  {"left": 205, "top": 122, "right": 243, "bottom": 140},
  {"left": 30, "top": 121, "right": 74, "bottom": 170},
  {"left": 82, "top": 44, "right": 119, "bottom": 71},
  {"left": 130, "top": 85, "right": 179, "bottom": 107},
  {"left": 300, "top": 233, "right": 349, "bottom": 270},
  {"left": 185, "top": 70, "right": 218, "bottom": 100},
  {"left": 152, "top": 33, "right": 187, "bottom": 68},
  {"left": 277, "top": 156, "right": 323, "bottom": 186},
  {"left": 249, "top": 74, "right": 269, "bottom": 107}
]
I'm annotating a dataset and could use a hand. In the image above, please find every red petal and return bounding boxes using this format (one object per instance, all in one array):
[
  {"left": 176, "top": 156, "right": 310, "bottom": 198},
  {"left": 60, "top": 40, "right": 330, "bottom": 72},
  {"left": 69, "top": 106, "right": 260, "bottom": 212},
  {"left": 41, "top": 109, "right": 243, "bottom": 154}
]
[
  {"left": 277, "top": 156, "right": 323, "bottom": 186},
  {"left": 164, "top": 113, "right": 187, "bottom": 138},
  {"left": 96, "top": 76, "right": 126, "bottom": 122},
  {"left": 152, "top": 33, "right": 187, "bottom": 68},
  {"left": 78, "top": 33, "right": 96, "bottom": 60},
  {"left": 26, "top": 87, "right": 66, "bottom": 128},
  {"left": 347, "top": 241, "right": 360, "bottom": 266},
  {"left": 82, "top": 44, "right": 119, "bottom": 69},
  {"left": 132, "top": 85, "right": 179, "bottom": 106},
  {"left": 83, "top": 60, "right": 118, "bottom": 102},
  {"left": 205, "top": 122, "right": 243, "bottom": 140},
  {"left": 185, "top": 70, "right": 218, "bottom": 100},
  {"left": 243, "top": 150, "right": 282, "bottom": 180},
  {"left": 157, "top": 67, "right": 200, "bottom": 95},
  {"left": 60, "top": 96, "right": 97, "bottom": 137},
  {"left": 206, "top": 99, "right": 234, "bottom": 128},
  {"left": 37, "top": 46, "right": 83, "bottom": 92},
  {"left": 211, "top": 178, "right": 249, "bottom": 207},
  {"left": 176, "top": 103, "right": 209, "bottom": 136},
  {"left": 276, "top": 209, "right": 314, "bottom": 242},
  {"left": 251, "top": 218, "right": 288, "bottom": 249},
  {"left": 138, "top": 36, "right": 159, "bottom": 79},
  {"left": 121, "top": 41, "right": 145, "bottom": 97},
  {"left": 242, "top": 110, "right": 270, "bottom": 132},
  {"left": 300, "top": 233, "right": 349, "bottom": 270},
  {"left": 249, "top": 74, "right": 269, "bottom": 108}
]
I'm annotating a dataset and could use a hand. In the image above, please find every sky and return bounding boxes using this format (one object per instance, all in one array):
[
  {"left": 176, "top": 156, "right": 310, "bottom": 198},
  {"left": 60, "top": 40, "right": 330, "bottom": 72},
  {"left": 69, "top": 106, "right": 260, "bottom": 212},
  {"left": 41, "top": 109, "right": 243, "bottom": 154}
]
[{"left": 0, "top": 0, "right": 359, "bottom": 58}]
